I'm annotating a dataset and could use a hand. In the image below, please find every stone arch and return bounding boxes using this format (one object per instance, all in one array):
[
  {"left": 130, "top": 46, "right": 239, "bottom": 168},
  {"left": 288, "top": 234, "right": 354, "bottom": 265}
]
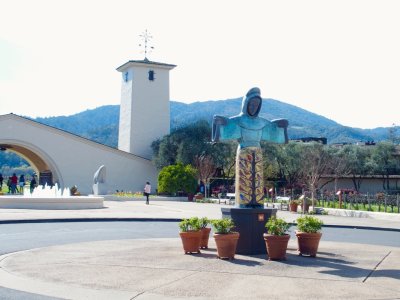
[
  {"left": 0, "top": 114, "right": 158, "bottom": 195},
  {"left": 0, "top": 139, "right": 63, "bottom": 188}
]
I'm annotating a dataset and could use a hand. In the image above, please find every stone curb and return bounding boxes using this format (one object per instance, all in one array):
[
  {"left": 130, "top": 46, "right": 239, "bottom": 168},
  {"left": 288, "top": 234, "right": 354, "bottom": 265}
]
[{"left": 1, "top": 217, "right": 400, "bottom": 232}]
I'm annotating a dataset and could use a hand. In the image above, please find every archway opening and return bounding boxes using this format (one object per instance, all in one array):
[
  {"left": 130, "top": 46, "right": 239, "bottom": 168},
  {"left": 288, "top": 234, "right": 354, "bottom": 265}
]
[{"left": 0, "top": 144, "right": 55, "bottom": 194}]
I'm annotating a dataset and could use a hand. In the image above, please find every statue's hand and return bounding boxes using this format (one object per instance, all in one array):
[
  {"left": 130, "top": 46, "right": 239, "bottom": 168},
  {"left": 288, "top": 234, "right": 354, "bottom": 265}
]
[
  {"left": 272, "top": 119, "right": 288, "bottom": 128},
  {"left": 272, "top": 119, "right": 289, "bottom": 143},
  {"left": 212, "top": 115, "right": 227, "bottom": 142},
  {"left": 213, "top": 115, "right": 228, "bottom": 126}
]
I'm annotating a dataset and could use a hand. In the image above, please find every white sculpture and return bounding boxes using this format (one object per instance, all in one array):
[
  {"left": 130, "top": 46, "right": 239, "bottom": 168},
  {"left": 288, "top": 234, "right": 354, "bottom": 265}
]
[{"left": 93, "top": 165, "right": 108, "bottom": 195}]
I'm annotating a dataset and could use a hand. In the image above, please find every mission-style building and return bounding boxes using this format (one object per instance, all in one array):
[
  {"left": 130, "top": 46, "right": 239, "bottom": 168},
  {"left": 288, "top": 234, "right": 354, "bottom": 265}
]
[{"left": 0, "top": 58, "right": 175, "bottom": 195}]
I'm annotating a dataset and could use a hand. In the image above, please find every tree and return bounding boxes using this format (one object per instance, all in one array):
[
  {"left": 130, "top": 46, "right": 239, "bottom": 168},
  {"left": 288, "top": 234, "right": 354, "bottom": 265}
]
[
  {"left": 0, "top": 152, "right": 33, "bottom": 177},
  {"left": 194, "top": 154, "right": 216, "bottom": 197},
  {"left": 157, "top": 163, "right": 197, "bottom": 195},
  {"left": 339, "top": 145, "right": 373, "bottom": 191},
  {"left": 210, "top": 142, "right": 237, "bottom": 179},
  {"left": 277, "top": 142, "right": 304, "bottom": 190},
  {"left": 388, "top": 124, "right": 400, "bottom": 145},
  {"left": 369, "top": 142, "right": 399, "bottom": 191},
  {"left": 262, "top": 142, "right": 307, "bottom": 193},
  {"left": 151, "top": 120, "right": 212, "bottom": 169},
  {"left": 298, "top": 142, "right": 332, "bottom": 207},
  {"left": 151, "top": 138, "right": 178, "bottom": 169},
  {"left": 262, "top": 142, "right": 286, "bottom": 190}
]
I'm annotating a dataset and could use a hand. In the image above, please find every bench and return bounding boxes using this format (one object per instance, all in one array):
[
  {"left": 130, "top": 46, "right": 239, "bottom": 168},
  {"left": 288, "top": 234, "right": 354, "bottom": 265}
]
[
  {"left": 226, "top": 193, "right": 235, "bottom": 205},
  {"left": 211, "top": 193, "right": 235, "bottom": 205},
  {"left": 209, "top": 198, "right": 223, "bottom": 204}
]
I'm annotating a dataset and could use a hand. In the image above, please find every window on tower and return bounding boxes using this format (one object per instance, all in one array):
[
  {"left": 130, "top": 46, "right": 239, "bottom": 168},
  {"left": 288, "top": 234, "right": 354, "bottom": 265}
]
[
  {"left": 123, "top": 72, "right": 129, "bottom": 82},
  {"left": 148, "top": 70, "right": 155, "bottom": 81}
]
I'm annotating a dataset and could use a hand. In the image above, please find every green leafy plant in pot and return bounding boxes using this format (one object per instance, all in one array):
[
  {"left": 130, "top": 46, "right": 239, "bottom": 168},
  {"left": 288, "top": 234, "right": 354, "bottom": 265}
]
[
  {"left": 295, "top": 215, "right": 323, "bottom": 257},
  {"left": 264, "top": 216, "right": 291, "bottom": 260},
  {"left": 179, "top": 217, "right": 202, "bottom": 254},
  {"left": 211, "top": 218, "right": 240, "bottom": 260}
]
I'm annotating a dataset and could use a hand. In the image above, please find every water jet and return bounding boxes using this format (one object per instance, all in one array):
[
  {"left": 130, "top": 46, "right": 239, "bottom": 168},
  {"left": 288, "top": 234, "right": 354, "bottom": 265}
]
[{"left": 0, "top": 184, "right": 104, "bottom": 210}]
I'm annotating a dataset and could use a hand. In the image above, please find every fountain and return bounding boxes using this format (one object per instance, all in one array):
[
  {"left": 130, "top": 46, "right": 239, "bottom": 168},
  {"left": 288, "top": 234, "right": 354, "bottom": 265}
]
[
  {"left": 25, "top": 183, "right": 70, "bottom": 198},
  {"left": 0, "top": 183, "right": 104, "bottom": 210}
]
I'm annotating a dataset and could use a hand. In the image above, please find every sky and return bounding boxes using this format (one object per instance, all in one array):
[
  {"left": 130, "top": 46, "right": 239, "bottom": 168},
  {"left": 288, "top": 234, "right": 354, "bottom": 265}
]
[{"left": 0, "top": 0, "right": 399, "bottom": 129}]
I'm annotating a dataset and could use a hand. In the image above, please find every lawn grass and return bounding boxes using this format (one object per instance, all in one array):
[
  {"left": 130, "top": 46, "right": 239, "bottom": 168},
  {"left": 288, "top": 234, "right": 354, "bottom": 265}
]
[
  {"left": 265, "top": 197, "right": 400, "bottom": 214},
  {"left": 317, "top": 200, "right": 400, "bottom": 213}
]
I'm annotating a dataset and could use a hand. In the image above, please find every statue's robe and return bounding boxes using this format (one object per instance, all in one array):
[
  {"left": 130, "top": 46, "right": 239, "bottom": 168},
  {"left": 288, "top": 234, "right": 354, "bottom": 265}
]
[{"left": 212, "top": 88, "right": 287, "bottom": 208}]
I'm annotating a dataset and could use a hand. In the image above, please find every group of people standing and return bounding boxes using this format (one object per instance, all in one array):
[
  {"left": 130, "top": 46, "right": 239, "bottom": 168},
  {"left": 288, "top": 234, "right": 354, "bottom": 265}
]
[{"left": 0, "top": 173, "right": 37, "bottom": 194}]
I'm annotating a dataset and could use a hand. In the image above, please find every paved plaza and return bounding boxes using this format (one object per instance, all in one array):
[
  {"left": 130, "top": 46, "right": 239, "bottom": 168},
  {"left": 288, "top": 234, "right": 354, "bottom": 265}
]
[{"left": 0, "top": 199, "right": 399, "bottom": 299}]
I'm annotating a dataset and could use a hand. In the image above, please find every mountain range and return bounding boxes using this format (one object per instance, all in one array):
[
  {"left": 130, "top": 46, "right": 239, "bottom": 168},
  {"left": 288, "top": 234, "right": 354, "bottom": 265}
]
[{"left": 33, "top": 98, "right": 392, "bottom": 148}]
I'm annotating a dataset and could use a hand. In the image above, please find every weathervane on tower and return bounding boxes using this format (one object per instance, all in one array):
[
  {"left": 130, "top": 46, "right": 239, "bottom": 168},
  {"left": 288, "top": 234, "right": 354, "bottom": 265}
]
[{"left": 139, "top": 29, "right": 154, "bottom": 61}]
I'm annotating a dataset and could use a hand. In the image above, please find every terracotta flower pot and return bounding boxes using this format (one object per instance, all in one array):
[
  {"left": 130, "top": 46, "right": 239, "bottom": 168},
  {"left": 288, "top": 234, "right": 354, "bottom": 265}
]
[
  {"left": 213, "top": 232, "right": 240, "bottom": 260},
  {"left": 263, "top": 233, "right": 290, "bottom": 260},
  {"left": 289, "top": 202, "right": 298, "bottom": 213},
  {"left": 295, "top": 231, "right": 322, "bottom": 257},
  {"left": 200, "top": 227, "right": 211, "bottom": 249},
  {"left": 179, "top": 231, "right": 201, "bottom": 254}
]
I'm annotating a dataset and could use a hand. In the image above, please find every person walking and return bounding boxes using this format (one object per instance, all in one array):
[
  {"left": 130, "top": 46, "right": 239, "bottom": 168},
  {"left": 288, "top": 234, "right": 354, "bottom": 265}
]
[
  {"left": 0, "top": 173, "right": 3, "bottom": 191},
  {"left": 7, "top": 177, "right": 12, "bottom": 194},
  {"left": 144, "top": 181, "right": 151, "bottom": 205},
  {"left": 19, "top": 174, "right": 25, "bottom": 193},
  {"left": 30, "top": 175, "right": 37, "bottom": 194}
]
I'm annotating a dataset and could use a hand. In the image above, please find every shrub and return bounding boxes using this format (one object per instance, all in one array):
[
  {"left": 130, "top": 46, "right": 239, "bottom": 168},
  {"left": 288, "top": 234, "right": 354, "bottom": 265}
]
[
  {"left": 199, "top": 217, "right": 210, "bottom": 228},
  {"left": 265, "top": 216, "right": 290, "bottom": 236},
  {"left": 211, "top": 218, "right": 235, "bottom": 234},
  {"left": 158, "top": 163, "right": 197, "bottom": 195},
  {"left": 178, "top": 217, "right": 201, "bottom": 232},
  {"left": 296, "top": 215, "right": 323, "bottom": 233}
]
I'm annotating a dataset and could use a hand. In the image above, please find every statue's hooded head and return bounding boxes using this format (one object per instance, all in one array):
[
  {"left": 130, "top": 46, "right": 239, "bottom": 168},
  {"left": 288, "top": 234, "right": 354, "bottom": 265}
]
[{"left": 241, "top": 87, "right": 262, "bottom": 118}]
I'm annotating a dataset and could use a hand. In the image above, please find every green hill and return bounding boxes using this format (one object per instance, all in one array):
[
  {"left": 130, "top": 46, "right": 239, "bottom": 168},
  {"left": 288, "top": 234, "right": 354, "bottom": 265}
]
[{"left": 32, "top": 98, "right": 392, "bottom": 147}]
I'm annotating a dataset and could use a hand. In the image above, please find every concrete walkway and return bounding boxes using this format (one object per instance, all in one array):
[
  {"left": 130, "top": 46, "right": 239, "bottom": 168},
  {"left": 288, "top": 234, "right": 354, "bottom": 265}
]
[
  {"left": 1, "top": 199, "right": 400, "bottom": 230},
  {"left": 0, "top": 199, "right": 399, "bottom": 299}
]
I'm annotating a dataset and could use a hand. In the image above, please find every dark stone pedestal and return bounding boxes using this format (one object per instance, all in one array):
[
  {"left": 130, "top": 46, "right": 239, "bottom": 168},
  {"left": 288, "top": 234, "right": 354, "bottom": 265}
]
[{"left": 221, "top": 207, "right": 277, "bottom": 255}]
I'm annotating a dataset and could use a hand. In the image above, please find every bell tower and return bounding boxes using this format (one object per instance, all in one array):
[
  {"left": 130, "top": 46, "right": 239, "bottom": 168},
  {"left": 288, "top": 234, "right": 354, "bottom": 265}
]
[
  {"left": 117, "top": 30, "right": 176, "bottom": 159},
  {"left": 116, "top": 59, "right": 176, "bottom": 159}
]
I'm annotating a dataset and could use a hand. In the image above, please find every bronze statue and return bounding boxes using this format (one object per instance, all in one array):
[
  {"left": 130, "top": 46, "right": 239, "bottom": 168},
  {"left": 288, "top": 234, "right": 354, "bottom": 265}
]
[{"left": 212, "top": 87, "right": 288, "bottom": 207}]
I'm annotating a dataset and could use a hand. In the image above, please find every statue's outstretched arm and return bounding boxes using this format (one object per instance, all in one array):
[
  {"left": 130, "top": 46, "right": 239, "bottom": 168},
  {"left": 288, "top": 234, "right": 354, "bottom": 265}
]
[
  {"left": 271, "top": 119, "right": 289, "bottom": 143},
  {"left": 212, "top": 115, "right": 228, "bottom": 142}
]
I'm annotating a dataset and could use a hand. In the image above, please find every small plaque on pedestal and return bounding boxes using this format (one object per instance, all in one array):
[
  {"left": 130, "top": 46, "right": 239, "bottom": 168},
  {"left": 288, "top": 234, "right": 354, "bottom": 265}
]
[{"left": 221, "top": 207, "right": 277, "bottom": 255}]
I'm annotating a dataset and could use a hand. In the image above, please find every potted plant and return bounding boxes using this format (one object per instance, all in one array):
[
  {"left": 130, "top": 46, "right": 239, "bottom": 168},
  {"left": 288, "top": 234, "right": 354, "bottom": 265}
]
[
  {"left": 211, "top": 218, "right": 240, "bottom": 260},
  {"left": 187, "top": 193, "right": 194, "bottom": 202},
  {"left": 289, "top": 200, "right": 299, "bottom": 213},
  {"left": 179, "top": 217, "right": 202, "bottom": 254},
  {"left": 194, "top": 192, "right": 204, "bottom": 200},
  {"left": 263, "top": 216, "right": 291, "bottom": 260},
  {"left": 199, "top": 217, "right": 211, "bottom": 249},
  {"left": 295, "top": 215, "right": 323, "bottom": 257}
]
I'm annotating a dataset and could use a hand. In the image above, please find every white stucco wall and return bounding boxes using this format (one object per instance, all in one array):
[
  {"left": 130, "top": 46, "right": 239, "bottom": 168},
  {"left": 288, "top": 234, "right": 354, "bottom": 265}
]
[
  {"left": 0, "top": 114, "right": 158, "bottom": 195},
  {"left": 118, "top": 61, "right": 174, "bottom": 159},
  {"left": 118, "top": 69, "right": 133, "bottom": 153}
]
